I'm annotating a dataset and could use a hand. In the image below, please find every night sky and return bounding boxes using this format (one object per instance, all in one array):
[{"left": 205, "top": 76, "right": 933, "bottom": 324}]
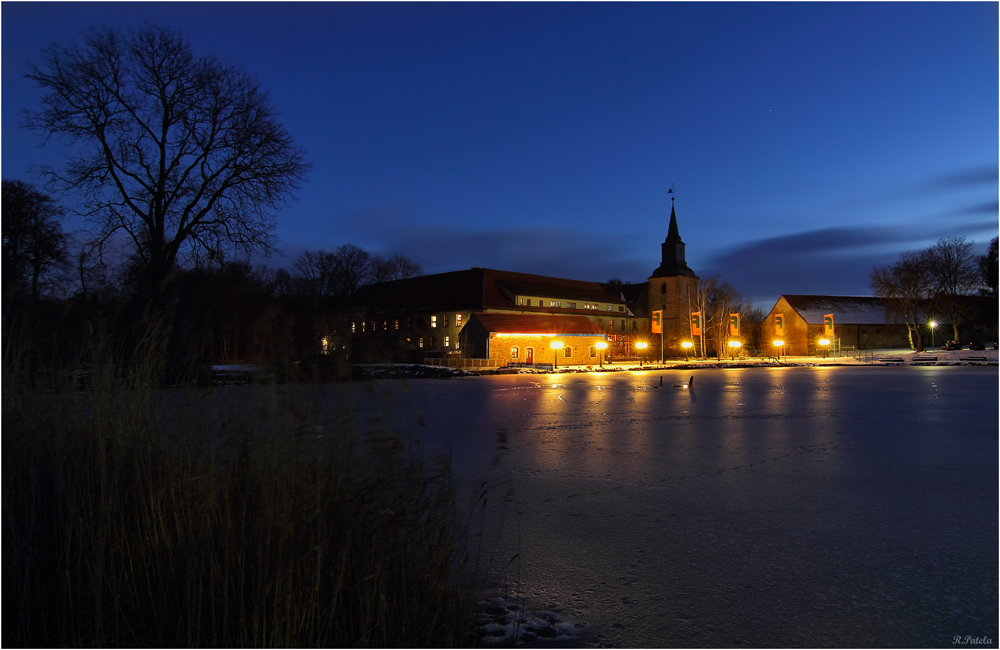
[{"left": 3, "top": 2, "right": 997, "bottom": 307}]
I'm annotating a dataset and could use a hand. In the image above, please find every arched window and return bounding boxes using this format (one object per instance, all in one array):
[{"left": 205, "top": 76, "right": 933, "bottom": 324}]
[
  {"left": 564, "top": 347, "right": 572, "bottom": 358},
  {"left": 511, "top": 347, "right": 519, "bottom": 358}
]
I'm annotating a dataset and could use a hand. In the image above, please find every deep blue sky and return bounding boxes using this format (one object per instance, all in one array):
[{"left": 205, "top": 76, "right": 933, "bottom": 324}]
[{"left": 3, "top": 2, "right": 997, "bottom": 306}]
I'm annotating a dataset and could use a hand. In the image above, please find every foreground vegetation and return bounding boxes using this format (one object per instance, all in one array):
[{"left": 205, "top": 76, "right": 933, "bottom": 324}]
[{"left": 2, "top": 329, "right": 480, "bottom": 647}]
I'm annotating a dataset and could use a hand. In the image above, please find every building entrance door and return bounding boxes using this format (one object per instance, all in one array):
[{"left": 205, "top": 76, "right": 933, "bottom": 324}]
[{"left": 525, "top": 348, "right": 534, "bottom": 364}]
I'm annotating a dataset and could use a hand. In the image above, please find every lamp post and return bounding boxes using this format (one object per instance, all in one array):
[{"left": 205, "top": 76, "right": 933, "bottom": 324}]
[
  {"left": 818, "top": 338, "right": 830, "bottom": 358},
  {"left": 596, "top": 340, "right": 608, "bottom": 368},
  {"left": 550, "top": 340, "right": 563, "bottom": 370},
  {"left": 682, "top": 341, "right": 693, "bottom": 361},
  {"left": 636, "top": 341, "right": 648, "bottom": 366},
  {"left": 728, "top": 340, "right": 742, "bottom": 360},
  {"left": 773, "top": 339, "right": 785, "bottom": 358},
  {"left": 929, "top": 321, "right": 937, "bottom": 348}
]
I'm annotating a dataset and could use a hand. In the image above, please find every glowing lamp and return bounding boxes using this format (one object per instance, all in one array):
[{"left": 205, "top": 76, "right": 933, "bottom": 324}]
[
  {"left": 682, "top": 341, "right": 693, "bottom": 349},
  {"left": 728, "top": 341, "right": 742, "bottom": 348},
  {"left": 819, "top": 339, "right": 830, "bottom": 346},
  {"left": 595, "top": 341, "right": 608, "bottom": 350},
  {"left": 773, "top": 340, "right": 784, "bottom": 347}
]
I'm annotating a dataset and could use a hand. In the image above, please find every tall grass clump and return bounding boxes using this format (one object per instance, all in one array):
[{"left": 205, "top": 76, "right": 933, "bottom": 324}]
[{"left": 2, "top": 320, "right": 477, "bottom": 647}]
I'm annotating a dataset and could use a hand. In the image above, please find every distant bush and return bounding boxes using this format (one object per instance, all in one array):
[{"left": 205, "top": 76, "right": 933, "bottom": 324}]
[{"left": 2, "top": 323, "right": 477, "bottom": 647}]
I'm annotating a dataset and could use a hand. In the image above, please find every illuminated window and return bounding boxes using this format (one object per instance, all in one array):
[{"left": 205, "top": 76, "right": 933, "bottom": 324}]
[
  {"left": 352, "top": 322, "right": 356, "bottom": 333},
  {"left": 431, "top": 315, "right": 437, "bottom": 328},
  {"left": 382, "top": 321, "right": 387, "bottom": 331},
  {"left": 362, "top": 321, "right": 366, "bottom": 332},
  {"left": 394, "top": 320, "right": 399, "bottom": 330},
  {"left": 445, "top": 336, "right": 450, "bottom": 347},
  {"left": 550, "top": 301, "right": 561, "bottom": 308},
  {"left": 568, "top": 302, "right": 577, "bottom": 309},
  {"left": 564, "top": 347, "right": 571, "bottom": 358},
  {"left": 607, "top": 305, "right": 612, "bottom": 311},
  {"left": 609, "top": 320, "right": 614, "bottom": 330},
  {"left": 455, "top": 340, "right": 459, "bottom": 350},
  {"left": 518, "top": 298, "right": 523, "bottom": 305},
  {"left": 419, "top": 337, "right": 424, "bottom": 348},
  {"left": 444, "top": 314, "right": 450, "bottom": 327},
  {"left": 511, "top": 347, "right": 519, "bottom": 358},
  {"left": 456, "top": 313, "right": 462, "bottom": 326}
]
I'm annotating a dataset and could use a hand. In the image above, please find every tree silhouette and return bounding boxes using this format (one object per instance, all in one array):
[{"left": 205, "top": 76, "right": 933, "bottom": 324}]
[
  {"left": 2, "top": 179, "right": 67, "bottom": 301},
  {"left": 24, "top": 26, "right": 309, "bottom": 301}
]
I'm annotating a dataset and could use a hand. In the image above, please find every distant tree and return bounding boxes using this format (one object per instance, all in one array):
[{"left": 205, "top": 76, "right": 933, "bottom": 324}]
[
  {"left": 870, "top": 251, "right": 930, "bottom": 352},
  {"left": 924, "top": 237, "right": 980, "bottom": 340},
  {"left": 980, "top": 237, "right": 998, "bottom": 298},
  {"left": 330, "top": 244, "right": 373, "bottom": 298},
  {"left": 371, "top": 253, "right": 423, "bottom": 284},
  {"left": 291, "top": 250, "right": 337, "bottom": 298},
  {"left": 605, "top": 277, "right": 624, "bottom": 287},
  {"left": 2, "top": 179, "right": 67, "bottom": 300},
  {"left": 24, "top": 25, "right": 309, "bottom": 302}
]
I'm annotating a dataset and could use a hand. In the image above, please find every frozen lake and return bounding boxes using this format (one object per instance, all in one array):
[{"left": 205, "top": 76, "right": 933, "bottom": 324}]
[{"left": 346, "top": 365, "right": 998, "bottom": 647}]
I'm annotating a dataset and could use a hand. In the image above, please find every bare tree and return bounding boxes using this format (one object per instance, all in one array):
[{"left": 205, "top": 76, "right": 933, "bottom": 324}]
[
  {"left": 23, "top": 26, "right": 309, "bottom": 301},
  {"left": 870, "top": 251, "right": 929, "bottom": 352},
  {"left": 291, "top": 250, "right": 337, "bottom": 298},
  {"left": 924, "top": 237, "right": 980, "bottom": 340},
  {"left": 330, "top": 244, "right": 373, "bottom": 298},
  {"left": 2, "top": 179, "right": 67, "bottom": 300},
  {"left": 371, "top": 252, "right": 423, "bottom": 284}
]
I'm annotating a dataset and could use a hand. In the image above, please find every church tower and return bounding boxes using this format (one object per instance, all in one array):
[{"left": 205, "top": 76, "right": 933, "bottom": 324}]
[{"left": 646, "top": 200, "right": 699, "bottom": 351}]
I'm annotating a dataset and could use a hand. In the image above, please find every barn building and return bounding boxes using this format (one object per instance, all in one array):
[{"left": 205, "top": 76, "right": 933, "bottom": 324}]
[{"left": 764, "top": 295, "right": 913, "bottom": 356}]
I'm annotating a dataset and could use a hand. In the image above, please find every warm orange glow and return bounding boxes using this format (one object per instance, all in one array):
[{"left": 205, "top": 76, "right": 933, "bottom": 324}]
[
  {"left": 495, "top": 332, "right": 557, "bottom": 337},
  {"left": 635, "top": 341, "right": 648, "bottom": 350},
  {"left": 550, "top": 340, "right": 564, "bottom": 350},
  {"left": 681, "top": 341, "right": 693, "bottom": 349},
  {"left": 773, "top": 339, "right": 784, "bottom": 347},
  {"left": 728, "top": 340, "right": 742, "bottom": 348},
  {"left": 595, "top": 341, "right": 608, "bottom": 350},
  {"left": 819, "top": 339, "right": 830, "bottom": 346}
]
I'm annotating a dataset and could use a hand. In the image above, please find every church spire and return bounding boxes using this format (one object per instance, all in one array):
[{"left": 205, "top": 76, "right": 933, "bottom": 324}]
[{"left": 649, "top": 196, "right": 696, "bottom": 278}]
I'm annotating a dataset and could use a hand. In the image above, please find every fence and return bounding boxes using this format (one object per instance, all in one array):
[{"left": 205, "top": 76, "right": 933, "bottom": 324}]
[{"left": 423, "top": 358, "right": 500, "bottom": 369}]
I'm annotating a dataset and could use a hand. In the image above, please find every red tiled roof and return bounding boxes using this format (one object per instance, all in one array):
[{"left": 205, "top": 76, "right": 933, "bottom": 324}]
[
  {"left": 352, "top": 267, "right": 624, "bottom": 313},
  {"left": 471, "top": 313, "right": 605, "bottom": 335}
]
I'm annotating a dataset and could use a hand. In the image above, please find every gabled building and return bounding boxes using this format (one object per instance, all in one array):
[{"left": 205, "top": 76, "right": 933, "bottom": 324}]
[
  {"left": 350, "top": 267, "right": 633, "bottom": 362},
  {"left": 765, "top": 295, "right": 913, "bottom": 355},
  {"left": 349, "top": 201, "right": 701, "bottom": 364}
]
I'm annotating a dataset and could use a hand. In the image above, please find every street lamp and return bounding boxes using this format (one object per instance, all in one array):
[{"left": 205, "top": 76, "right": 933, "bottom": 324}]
[
  {"left": 773, "top": 339, "right": 785, "bottom": 358},
  {"left": 550, "top": 340, "right": 563, "bottom": 370},
  {"left": 818, "top": 338, "right": 831, "bottom": 358},
  {"left": 727, "top": 340, "right": 742, "bottom": 360},
  {"left": 636, "top": 341, "right": 648, "bottom": 366},
  {"left": 682, "top": 340, "right": 693, "bottom": 361},
  {"left": 595, "top": 340, "right": 608, "bottom": 368},
  {"left": 929, "top": 320, "right": 937, "bottom": 348}
]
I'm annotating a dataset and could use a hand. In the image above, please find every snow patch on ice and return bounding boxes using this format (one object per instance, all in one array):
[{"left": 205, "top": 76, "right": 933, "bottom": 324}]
[{"left": 475, "top": 595, "right": 588, "bottom": 645}]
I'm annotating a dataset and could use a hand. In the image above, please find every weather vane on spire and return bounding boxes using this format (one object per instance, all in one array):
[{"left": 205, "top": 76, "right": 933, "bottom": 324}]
[{"left": 668, "top": 183, "right": 675, "bottom": 204}]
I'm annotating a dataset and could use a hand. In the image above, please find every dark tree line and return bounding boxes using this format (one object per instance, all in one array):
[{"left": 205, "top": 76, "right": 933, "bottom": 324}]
[{"left": 870, "top": 236, "right": 997, "bottom": 352}]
